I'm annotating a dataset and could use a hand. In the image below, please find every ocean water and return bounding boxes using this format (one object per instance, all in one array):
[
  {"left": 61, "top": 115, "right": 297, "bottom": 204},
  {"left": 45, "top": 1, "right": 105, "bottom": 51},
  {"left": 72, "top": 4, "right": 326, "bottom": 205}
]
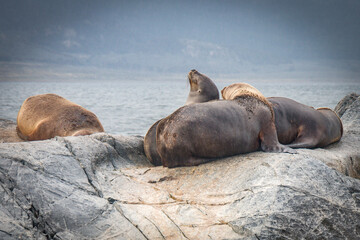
[{"left": 0, "top": 80, "right": 359, "bottom": 136}]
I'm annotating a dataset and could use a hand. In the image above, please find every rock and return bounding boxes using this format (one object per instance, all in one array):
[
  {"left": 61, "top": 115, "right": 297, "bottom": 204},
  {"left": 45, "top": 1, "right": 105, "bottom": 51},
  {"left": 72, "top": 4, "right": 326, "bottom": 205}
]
[
  {"left": 0, "top": 93, "right": 360, "bottom": 239},
  {"left": 334, "top": 92, "right": 359, "bottom": 117},
  {"left": 0, "top": 119, "right": 24, "bottom": 143}
]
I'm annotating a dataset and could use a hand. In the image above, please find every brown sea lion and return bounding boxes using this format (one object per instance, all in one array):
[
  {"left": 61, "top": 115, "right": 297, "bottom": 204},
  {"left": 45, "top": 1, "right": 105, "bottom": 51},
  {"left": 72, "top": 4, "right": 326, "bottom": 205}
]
[
  {"left": 144, "top": 69, "right": 219, "bottom": 165},
  {"left": 156, "top": 84, "right": 295, "bottom": 168},
  {"left": 221, "top": 83, "right": 343, "bottom": 148},
  {"left": 17, "top": 93, "right": 104, "bottom": 141},
  {"left": 267, "top": 97, "right": 343, "bottom": 148}
]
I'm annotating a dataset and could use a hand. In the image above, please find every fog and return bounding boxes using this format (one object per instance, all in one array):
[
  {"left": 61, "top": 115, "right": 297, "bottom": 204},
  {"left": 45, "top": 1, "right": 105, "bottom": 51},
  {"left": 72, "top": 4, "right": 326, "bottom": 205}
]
[{"left": 1, "top": 0, "right": 359, "bottom": 82}]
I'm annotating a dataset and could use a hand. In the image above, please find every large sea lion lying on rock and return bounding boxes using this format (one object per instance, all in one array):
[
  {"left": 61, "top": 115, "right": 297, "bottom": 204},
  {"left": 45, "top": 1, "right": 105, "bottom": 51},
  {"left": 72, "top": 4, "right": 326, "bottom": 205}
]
[
  {"left": 144, "top": 69, "right": 219, "bottom": 166},
  {"left": 221, "top": 84, "right": 343, "bottom": 148},
  {"left": 267, "top": 97, "right": 343, "bottom": 148},
  {"left": 156, "top": 83, "right": 295, "bottom": 168},
  {"left": 17, "top": 93, "right": 104, "bottom": 141}
]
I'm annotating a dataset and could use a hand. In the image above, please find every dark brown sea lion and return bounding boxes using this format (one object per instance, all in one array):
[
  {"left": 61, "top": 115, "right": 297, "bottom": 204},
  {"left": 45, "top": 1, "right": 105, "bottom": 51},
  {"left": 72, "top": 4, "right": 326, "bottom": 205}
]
[
  {"left": 144, "top": 69, "right": 219, "bottom": 165},
  {"left": 17, "top": 93, "right": 104, "bottom": 141},
  {"left": 156, "top": 83, "right": 295, "bottom": 168},
  {"left": 267, "top": 97, "right": 343, "bottom": 148}
]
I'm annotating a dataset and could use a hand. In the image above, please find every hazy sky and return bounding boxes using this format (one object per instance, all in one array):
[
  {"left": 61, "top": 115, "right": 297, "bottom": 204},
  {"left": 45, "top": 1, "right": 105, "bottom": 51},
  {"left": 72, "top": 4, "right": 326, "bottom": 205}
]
[{"left": 1, "top": 0, "right": 360, "bottom": 82}]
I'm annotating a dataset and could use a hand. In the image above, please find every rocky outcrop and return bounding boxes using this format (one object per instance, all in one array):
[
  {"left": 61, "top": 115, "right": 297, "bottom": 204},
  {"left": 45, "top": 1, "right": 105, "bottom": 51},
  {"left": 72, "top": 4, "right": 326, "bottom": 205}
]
[
  {"left": 334, "top": 92, "right": 359, "bottom": 117},
  {"left": 0, "top": 119, "right": 24, "bottom": 143},
  {"left": 1, "top": 94, "right": 360, "bottom": 239}
]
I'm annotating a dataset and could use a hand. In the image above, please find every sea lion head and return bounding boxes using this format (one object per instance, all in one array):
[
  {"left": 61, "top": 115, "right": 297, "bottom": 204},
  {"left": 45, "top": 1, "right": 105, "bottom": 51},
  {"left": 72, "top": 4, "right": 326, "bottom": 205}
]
[
  {"left": 185, "top": 69, "right": 219, "bottom": 105},
  {"left": 221, "top": 82, "right": 274, "bottom": 119},
  {"left": 221, "top": 83, "right": 265, "bottom": 101}
]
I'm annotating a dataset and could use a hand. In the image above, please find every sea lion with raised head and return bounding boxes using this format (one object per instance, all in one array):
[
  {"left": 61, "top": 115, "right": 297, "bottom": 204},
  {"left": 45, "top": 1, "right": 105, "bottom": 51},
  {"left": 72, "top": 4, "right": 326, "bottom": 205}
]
[
  {"left": 267, "top": 97, "right": 343, "bottom": 148},
  {"left": 156, "top": 83, "right": 295, "bottom": 168},
  {"left": 17, "top": 93, "right": 104, "bottom": 141},
  {"left": 144, "top": 69, "right": 219, "bottom": 165}
]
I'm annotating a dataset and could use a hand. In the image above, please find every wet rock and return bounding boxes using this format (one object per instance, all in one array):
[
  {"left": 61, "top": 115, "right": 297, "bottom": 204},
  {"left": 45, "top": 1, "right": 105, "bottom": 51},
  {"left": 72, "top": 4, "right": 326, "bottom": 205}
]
[{"left": 0, "top": 93, "right": 359, "bottom": 239}]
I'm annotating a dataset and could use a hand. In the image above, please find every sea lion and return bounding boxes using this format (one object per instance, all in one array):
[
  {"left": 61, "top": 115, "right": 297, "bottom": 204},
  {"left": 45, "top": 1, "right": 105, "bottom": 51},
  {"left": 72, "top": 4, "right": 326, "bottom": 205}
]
[
  {"left": 144, "top": 69, "right": 219, "bottom": 166},
  {"left": 186, "top": 69, "right": 219, "bottom": 105},
  {"left": 156, "top": 84, "right": 295, "bottom": 168},
  {"left": 267, "top": 97, "right": 343, "bottom": 148},
  {"left": 17, "top": 93, "right": 104, "bottom": 141},
  {"left": 221, "top": 83, "right": 343, "bottom": 148}
]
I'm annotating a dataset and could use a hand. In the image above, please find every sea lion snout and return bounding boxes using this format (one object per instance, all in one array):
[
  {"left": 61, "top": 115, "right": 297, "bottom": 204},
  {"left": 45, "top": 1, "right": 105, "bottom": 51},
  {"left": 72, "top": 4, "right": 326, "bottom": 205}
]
[
  {"left": 185, "top": 70, "right": 219, "bottom": 105},
  {"left": 188, "top": 69, "right": 199, "bottom": 81}
]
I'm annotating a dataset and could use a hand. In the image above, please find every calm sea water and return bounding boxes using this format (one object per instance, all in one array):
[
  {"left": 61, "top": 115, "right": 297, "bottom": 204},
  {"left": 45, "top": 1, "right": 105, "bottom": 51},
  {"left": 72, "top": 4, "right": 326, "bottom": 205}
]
[{"left": 0, "top": 80, "right": 359, "bottom": 136}]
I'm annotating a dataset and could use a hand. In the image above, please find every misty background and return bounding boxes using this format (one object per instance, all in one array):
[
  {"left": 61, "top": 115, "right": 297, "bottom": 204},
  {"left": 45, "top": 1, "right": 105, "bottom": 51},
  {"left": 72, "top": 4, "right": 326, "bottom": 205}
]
[{"left": 1, "top": 0, "right": 360, "bottom": 83}]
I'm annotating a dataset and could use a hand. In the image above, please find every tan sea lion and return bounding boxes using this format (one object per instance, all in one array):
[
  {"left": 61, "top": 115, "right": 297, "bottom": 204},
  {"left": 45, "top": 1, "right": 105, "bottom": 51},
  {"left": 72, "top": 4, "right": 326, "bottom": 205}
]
[
  {"left": 144, "top": 69, "right": 219, "bottom": 165},
  {"left": 267, "top": 97, "right": 343, "bottom": 148},
  {"left": 156, "top": 83, "right": 295, "bottom": 168},
  {"left": 17, "top": 93, "right": 104, "bottom": 141}
]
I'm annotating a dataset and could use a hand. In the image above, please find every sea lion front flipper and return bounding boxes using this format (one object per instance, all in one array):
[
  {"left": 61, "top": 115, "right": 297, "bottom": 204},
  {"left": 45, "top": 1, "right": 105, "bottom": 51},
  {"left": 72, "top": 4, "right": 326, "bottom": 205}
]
[
  {"left": 261, "top": 141, "right": 297, "bottom": 154},
  {"left": 259, "top": 123, "right": 297, "bottom": 154}
]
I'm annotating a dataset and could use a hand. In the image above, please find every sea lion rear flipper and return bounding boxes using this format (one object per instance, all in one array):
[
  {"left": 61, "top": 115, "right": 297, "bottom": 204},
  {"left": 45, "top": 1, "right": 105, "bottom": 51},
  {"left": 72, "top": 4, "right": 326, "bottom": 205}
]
[
  {"left": 16, "top": 126, "right": 28, "bottom": 141},
  {"left": 286, "top": 138, "right": 318, "bottom": 149},
  {"left": 144, "top": 120, "right": 162, "bottom": 166}
]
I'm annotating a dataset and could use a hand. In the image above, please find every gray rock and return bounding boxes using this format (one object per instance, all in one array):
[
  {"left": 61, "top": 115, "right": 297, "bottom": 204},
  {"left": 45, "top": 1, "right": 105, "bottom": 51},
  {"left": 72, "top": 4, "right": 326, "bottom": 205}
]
[
  {"left": 0, "top": 93, "right": 360, "bottom": 239},
  {"left": 0, "top": 119, "right": 24, "bottom": 143},
  {"left": 334, "top": 92, "right": 359, "bottom": 117}
]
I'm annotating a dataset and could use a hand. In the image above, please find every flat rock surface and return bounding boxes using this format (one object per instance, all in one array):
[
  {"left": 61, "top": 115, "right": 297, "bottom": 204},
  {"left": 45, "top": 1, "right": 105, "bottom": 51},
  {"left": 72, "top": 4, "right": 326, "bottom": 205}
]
[{"left": 0, "top": 94, "right": 360, "bottom": 239}]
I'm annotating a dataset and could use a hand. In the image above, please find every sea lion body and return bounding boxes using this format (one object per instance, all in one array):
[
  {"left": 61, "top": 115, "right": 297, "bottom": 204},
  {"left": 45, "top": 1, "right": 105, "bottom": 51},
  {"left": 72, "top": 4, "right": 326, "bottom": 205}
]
[
  {"left": 268, "top": 97, "right": 343, "bottom": 148},
  {"left": 17, "top": 93, "right": 104, "bottom": 141},
  {"left": 157, "top": 96, "right": 295, "bottom": 168},
  {"left": 144, "top": 70, "right": 219, "bottom": 165}
]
